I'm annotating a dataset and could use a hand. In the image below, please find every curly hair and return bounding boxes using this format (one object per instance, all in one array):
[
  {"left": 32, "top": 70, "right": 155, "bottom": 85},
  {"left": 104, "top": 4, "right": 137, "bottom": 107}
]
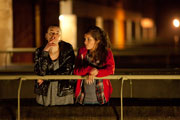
[{"left": 85, "top": 26, "right": 111, "bottom": 65}]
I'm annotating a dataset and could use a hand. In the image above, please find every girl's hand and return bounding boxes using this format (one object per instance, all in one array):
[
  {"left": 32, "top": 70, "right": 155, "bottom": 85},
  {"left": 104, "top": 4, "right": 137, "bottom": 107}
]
[
  {"left": 85, "top": 68, "right": 99, "bottom": 85},
  {"left": 90, "top": 68, "right": 99, "bottom": 76},
  {"left": 85, "top": 75, "right": 94, "bottom": 85}
]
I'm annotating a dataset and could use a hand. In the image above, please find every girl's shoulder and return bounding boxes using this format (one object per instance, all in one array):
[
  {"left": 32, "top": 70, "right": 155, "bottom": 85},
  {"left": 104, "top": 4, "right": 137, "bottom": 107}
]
[
  {"left": 78, "top": 46, "right": 87, "bottom": 53},
  {"left": 106, "top": 48, "right": 114, "bottom": 59},
  {"left": 107, "top": 48, "right": 113, "bottom": 54}
]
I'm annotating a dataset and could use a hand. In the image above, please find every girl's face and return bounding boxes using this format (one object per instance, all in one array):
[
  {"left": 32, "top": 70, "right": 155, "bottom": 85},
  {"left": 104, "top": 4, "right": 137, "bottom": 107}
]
[
  {"left": 46, "top": 27, "right": 61, "bottom": 44},
  {"left": 84, "top": 33, "right": 99, "bottom": 51}
]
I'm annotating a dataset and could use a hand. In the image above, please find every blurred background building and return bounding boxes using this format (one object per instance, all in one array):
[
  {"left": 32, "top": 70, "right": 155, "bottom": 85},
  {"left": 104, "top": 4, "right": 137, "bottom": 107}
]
[
  {"left": 0, "top": 0, "right": 180, "bottom": 99},
  {"left": 1, "top": 0, "right": 179, "bottom": 66}
]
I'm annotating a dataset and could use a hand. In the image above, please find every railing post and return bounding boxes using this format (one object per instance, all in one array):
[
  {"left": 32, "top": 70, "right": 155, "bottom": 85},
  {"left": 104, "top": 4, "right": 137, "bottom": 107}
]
[
  {"left": 4, "top": 52, "right": 10, "bottom": 69},
  {"left": 17, "top": 77, "right": 25, "bottom": 120},
  {"left": 120, "top": 77, "right": 128, "bottom": 120},
  {"left": 130, "top": 80, "right": 133, "bottom": 98}
]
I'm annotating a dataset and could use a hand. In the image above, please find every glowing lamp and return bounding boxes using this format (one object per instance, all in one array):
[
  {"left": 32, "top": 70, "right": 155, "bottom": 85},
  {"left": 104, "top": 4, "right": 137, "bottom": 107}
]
[{"left": 173, "top": 19, "right": 180, "bottom": 28}]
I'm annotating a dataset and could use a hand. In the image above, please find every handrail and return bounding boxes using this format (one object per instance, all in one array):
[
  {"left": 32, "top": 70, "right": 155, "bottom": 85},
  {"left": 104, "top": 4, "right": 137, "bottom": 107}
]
[
  {"left": 0, "top": 48, "right": 178, "bottom": 69},
  {"left": 0, "top": 47, "right": 179, "bottom": 55},
  {"left": 1, "top": 75, "right": 180, "bottom": 120},
  {"left": 0, "top": 48, "right": 36, "bottom": 53},
  {"left": 1, "top": 74, "right": 180, "bottom": 80},
  {"left": 0, "top": 48, "right": 36, "bottom": 68}
]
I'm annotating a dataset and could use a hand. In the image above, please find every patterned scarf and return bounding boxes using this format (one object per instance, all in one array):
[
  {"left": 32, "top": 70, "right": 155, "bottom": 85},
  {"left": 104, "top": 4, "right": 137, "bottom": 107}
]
[
  {"left": 76, "top": 52, "right": 106, "bottom": 104},
  {"left": 76, "top": 79, "right": 106, "bottom": 104}
]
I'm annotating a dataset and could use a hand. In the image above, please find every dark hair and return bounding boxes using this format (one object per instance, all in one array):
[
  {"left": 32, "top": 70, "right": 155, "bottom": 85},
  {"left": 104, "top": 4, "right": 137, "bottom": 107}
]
[{"left": 85, "top": 26, "right": 111, "bottom": 65}]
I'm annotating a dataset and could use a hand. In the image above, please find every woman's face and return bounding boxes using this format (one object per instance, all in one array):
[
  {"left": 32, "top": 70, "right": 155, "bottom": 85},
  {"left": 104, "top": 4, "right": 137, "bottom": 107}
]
[
  {"left": 84, "top": 33, "right": 99, "bottom": 51},
  {"left": 46, "top": 27, "right": 61, "bottom": 44}
]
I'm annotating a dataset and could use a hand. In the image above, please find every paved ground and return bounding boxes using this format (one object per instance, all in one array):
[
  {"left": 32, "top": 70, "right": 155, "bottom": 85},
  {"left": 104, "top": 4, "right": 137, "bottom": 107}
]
[{"left": 1, "top": 98, "right": 180, "bottom": 120}]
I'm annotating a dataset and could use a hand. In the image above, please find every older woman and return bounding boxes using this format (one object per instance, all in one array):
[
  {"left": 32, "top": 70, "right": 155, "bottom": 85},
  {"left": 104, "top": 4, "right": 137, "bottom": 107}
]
[{"left": 34, "top": 25, "right": 75, "bottom": 106}]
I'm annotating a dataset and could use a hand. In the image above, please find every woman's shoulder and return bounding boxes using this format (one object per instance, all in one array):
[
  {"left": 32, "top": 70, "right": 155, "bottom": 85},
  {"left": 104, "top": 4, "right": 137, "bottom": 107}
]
[
  {"left": 59, "top": 41, "right": 75, "bottom": 56},
  {"left": 35, "top": 46, "right": 44, "bottom": 53},
  {"left": 59, "top": 40, "right": 73, "bottom": 48}
]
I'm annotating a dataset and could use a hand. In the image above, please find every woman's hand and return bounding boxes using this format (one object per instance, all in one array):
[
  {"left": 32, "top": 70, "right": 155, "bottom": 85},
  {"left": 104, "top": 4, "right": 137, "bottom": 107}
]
[
  {"left": 37, "top": 79, "right": 44, "bottom": 85},
  {"left": 43, "top": 40, "right": 57, "bottom": 52},
  {"left": 85, "top": 68, "right": 99, "bottom": 85}
]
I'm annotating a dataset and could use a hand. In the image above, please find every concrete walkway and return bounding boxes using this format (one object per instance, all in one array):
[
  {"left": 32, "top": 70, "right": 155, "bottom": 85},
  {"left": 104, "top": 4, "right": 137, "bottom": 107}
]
[{"left": 1, "top": 99, "right": 180, "bottom": 120}]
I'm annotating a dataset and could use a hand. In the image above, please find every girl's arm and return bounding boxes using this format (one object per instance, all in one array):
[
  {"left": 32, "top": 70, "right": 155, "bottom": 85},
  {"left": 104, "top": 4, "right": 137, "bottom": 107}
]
[
  {"left": 96, "top": 50, "right": 115, "bottom": 77},
  {"left": 74, "top": 47, "right": 93, "bottom": 76}
]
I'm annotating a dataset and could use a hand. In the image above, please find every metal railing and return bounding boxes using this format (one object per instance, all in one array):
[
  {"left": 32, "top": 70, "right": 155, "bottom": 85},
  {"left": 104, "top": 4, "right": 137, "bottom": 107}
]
[
  {"left": 0, "top": 47, "right": 178, "bottom": 67},
  {"left": 1, "top": 75, "right": 180, "bottom": 120},
  {"left": 0, "top": 48, "right": 36, "bottom": 68}
]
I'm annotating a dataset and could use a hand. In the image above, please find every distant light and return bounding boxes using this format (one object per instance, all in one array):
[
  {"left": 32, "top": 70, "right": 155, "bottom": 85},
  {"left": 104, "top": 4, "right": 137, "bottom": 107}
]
[
  {"left": 173, "top": 19, "right": 180, "bottom": 28},
  {"left": 59, "top": 14, "right": 77, "bottom": 49},
  {"left": 59, "top": 15, "right": 64, "bottom": 21},
  {"left": 141, "top": 18, "right": 154, "bottom": 28}
]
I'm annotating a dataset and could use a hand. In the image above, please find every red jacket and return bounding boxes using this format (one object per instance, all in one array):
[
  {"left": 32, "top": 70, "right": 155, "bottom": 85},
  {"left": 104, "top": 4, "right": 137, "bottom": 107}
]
[{"left": 74, "top": 46, "right": 115, "bottom": 104}]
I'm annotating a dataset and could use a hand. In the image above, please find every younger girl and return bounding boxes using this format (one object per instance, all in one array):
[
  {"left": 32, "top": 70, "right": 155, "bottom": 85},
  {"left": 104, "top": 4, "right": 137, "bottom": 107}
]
[{"left": 74, "top": 26, "right": 115, "bottom": 105}]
